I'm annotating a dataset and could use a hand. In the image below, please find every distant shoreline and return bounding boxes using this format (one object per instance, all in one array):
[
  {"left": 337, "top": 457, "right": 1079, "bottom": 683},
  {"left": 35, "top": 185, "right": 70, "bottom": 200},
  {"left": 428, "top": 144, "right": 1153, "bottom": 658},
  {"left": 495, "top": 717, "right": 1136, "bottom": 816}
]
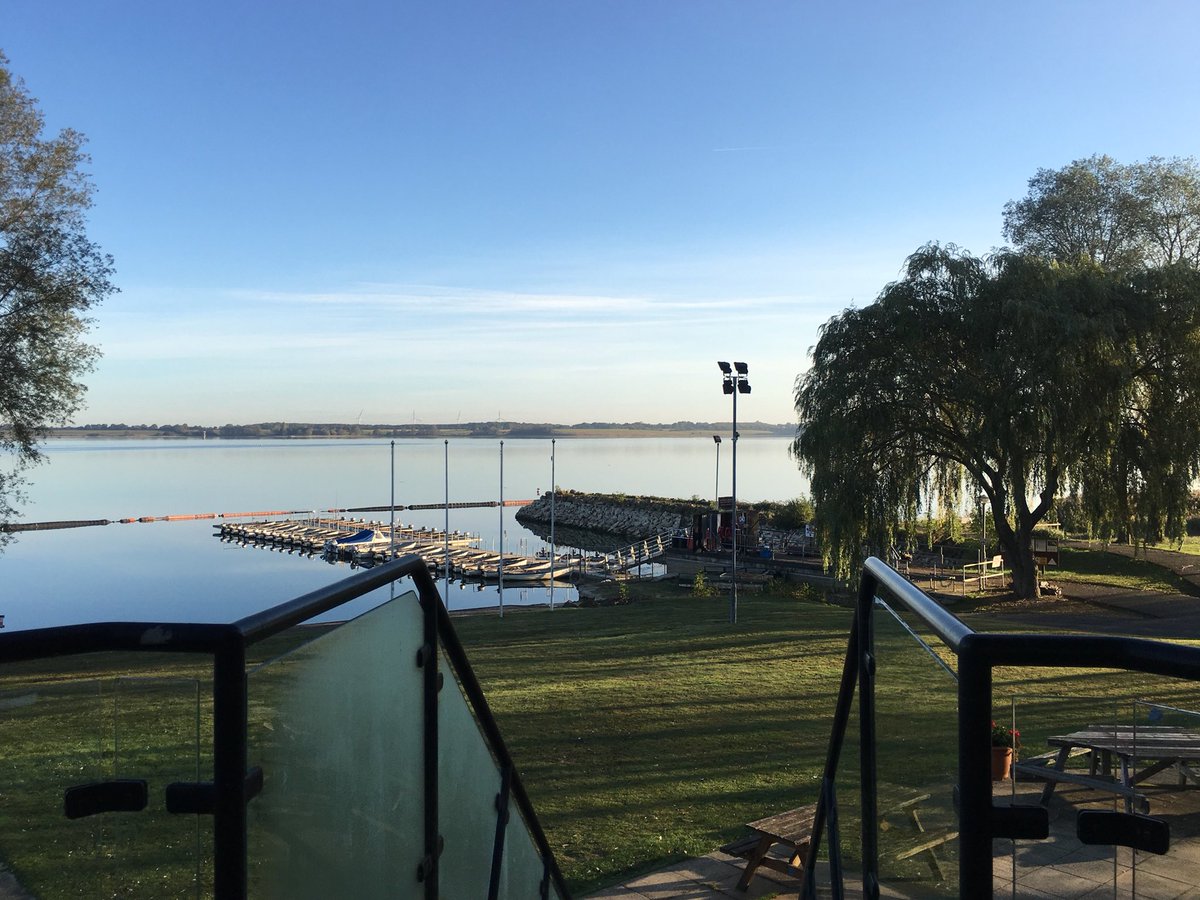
[{"left": 46, "top": 422, "right": 798, "bottom": 441}]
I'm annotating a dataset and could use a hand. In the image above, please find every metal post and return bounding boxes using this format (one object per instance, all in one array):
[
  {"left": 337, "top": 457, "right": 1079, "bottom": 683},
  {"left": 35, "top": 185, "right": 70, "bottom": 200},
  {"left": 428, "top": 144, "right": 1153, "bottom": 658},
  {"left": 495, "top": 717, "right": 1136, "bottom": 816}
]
[
  {"left": 550, "top": 439, "right": 556, "bottom": 610},
  {"left": 718, "top": 362, "right": 749, "bottom": 625},
  {"left": 731, "top": 391, "right": 738, "bottom": 624},
  {"left": 713, "top": 435, "right": 721, "bottom": 512},
  {"left": 857, "top": 573, "right": 879, "bottom": 898},
  {"left": 420, "top": 582, "right": 440, "bottom": 898},
  {"left": 390, "top": 440, "right": 395, "bottom": 558},
  {"left": 498, "top": 440, "right": 504, "bottom": 618},
  {"left": 978, "top": 496, "right": 988, "bottom": 591},
  {"left": 212, "top": 637, "right": 248, "bottom": 898},
  {"left": 958, "top": 641, "right": 993, "bottom": 896},
  {"left": 444, "top": 439, "right": 450, "bottom": 594}
]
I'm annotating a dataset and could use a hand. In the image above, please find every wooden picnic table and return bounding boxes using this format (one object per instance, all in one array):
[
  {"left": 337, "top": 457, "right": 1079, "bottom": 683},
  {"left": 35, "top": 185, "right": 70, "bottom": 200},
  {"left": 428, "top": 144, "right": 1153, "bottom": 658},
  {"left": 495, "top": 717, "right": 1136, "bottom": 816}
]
[
  {"left": 1018, "top": 725, "right": 1200, "bottom": 812},
  {"left": 724, "top": 803, "right": 815, "bottom": 890},
  {"left": 723, "top": 789, "right": 956, "bottom": 891}
]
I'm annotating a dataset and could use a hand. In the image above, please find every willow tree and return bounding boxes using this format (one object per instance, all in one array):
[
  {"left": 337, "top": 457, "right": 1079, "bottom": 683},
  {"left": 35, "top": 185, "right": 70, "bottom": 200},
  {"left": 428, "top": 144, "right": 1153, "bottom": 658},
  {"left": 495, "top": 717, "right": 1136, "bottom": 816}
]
[
  {"left": 1002, "top": 155, "right": 1200, "bottom": 549},
  {"left": 791, "top": 243, "right": 1188, "bottom": 599},
  {"left": 1069, "top": 263, "right": 1200, "bottom": 548},
  {"left": 0, "top": 52, "right": 114, "bottom": 536},
  {"left": 1003, "top": 155, "right": 1200, "bottom": 270}
]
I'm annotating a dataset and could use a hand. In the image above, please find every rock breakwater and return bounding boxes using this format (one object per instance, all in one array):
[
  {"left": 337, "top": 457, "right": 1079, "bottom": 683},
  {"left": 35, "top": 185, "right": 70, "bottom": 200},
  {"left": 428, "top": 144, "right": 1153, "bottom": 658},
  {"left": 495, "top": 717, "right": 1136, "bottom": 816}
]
[{"left": 515, "top": 490, "right": 700, "bottom": 539}]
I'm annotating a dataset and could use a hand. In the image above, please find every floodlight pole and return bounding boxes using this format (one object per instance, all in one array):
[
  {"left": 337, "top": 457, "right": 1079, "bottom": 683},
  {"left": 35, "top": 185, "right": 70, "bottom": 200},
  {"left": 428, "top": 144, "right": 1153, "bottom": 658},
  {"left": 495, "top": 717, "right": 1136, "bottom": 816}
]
[
  {"left": 718, "top": 362, "right": 750, "bottom": 625},
  {"left": 732, "top": 385, "right": 739, "bottom": 624}
]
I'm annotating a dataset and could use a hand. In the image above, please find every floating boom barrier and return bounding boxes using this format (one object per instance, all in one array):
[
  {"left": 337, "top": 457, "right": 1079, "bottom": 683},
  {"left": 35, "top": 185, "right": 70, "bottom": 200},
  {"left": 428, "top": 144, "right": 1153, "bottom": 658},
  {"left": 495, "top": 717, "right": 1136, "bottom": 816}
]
[{"left": 11, "top": 499, "right": 535, "bottom": 531}]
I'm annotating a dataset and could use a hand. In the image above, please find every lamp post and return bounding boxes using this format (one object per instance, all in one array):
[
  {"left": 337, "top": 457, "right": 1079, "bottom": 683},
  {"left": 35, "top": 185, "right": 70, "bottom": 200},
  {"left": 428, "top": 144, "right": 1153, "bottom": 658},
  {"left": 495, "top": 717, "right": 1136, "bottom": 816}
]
[
  {"left": 550, "top": 438, "right": 556, "bottom": 610},
  {"left": 978, "top": 493, "right": 990, "bottom": 591},
  {"left": 498, "top": 440, "right": 504, "bottom": 619},
  {"left": 718, "top": 361, "right": 750, "bottom": 624},
  {"left": 444, "top": 439, "right": 450, "bottom": 595},
  {"left": 712, "top": 435, "right": 721, "bottom": 514},
  {"left": 389, "top": 440, "right": 395, "bottom": 558}
]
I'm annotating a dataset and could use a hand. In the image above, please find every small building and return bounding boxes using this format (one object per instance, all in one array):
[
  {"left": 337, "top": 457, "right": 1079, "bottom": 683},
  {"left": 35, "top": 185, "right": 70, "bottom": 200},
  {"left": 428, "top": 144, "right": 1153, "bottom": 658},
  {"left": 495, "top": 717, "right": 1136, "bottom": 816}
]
[{"left": 690, "top": 497, "right": 760, "bottom": 553}]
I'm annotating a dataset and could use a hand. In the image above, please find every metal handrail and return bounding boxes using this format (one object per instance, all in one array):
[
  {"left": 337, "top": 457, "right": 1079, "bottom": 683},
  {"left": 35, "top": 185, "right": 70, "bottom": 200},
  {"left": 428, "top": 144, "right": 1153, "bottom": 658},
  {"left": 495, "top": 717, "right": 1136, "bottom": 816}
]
[
  {"left": 0, "top": 554, "right": 570, "bottom": 899},
  {"left": 803, "top": 555, "right": 1200, "bottom": 899},
  {"left": 862, "top": 556, "right": 974, "bottom": 652}
]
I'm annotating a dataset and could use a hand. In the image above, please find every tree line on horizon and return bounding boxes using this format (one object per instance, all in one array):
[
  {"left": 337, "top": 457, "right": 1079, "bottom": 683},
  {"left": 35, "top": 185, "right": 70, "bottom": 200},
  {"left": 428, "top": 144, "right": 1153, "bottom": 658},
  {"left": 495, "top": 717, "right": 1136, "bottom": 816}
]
[{"left": 57, "top": 420, "right": 796, "bottom": 438}]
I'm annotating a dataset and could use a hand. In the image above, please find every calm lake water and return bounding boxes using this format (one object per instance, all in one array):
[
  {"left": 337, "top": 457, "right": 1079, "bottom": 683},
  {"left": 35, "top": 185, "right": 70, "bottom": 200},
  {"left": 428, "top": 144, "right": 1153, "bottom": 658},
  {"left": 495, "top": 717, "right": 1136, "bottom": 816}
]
[{"left": 1, "top": 436, "right": 807, "bottom": 631}]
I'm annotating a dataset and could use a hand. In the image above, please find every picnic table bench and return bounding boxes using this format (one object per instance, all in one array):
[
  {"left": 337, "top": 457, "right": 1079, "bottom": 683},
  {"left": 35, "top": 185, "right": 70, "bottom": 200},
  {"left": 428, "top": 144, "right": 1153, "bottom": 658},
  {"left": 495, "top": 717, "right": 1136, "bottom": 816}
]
[
  {"left": 1015, "top": 725, "right": 1200, "bottom": 813},
  {"left": 721, "top": 789, "right": 957, "bottom": 890},
  {"left": 959, "top": 555, "right": 1005, "bottom": 594}
]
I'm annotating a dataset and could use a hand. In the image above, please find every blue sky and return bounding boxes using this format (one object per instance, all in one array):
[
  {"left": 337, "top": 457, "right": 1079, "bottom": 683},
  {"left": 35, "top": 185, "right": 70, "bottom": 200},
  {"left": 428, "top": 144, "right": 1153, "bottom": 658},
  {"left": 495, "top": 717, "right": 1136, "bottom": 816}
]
[{"left": 5, "top": 1, "right": 1198, "bottom": 425}]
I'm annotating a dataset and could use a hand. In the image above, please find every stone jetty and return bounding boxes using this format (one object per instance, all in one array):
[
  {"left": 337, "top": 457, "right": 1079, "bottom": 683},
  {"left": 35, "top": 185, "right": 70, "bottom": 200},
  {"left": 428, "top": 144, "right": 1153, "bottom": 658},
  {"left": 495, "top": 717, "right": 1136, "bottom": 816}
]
[{"left": 516, "top": 490, "right": 696, "bottom": 538}]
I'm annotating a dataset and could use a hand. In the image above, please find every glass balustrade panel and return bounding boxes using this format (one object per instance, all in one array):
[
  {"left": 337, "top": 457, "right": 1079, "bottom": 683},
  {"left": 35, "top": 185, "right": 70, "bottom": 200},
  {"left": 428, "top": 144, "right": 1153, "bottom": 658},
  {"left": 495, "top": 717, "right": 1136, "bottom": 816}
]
[
  {"left": 247, "top": 587, "right": 424, "bottom": 899},
  {"left": 111, "top": 676, "right": 205, "bottom": 898},
  {"left": 1128, "top": 691, "right": 1200, "bottom": 897},
  {"left": 0, "top": 679, "right": 111, "bottom": 898},
  {"left": 0, "top": 669, "right": 202, "bottom": 899},
  {"left": 870, "top": 599, "right": 959, "bottom": 896},
  {"left": 438, "top": 654, "right": 562, "bottom": 899},
  {"left": 1007, "top": 692, "right": 1124, "bottom": 898}
]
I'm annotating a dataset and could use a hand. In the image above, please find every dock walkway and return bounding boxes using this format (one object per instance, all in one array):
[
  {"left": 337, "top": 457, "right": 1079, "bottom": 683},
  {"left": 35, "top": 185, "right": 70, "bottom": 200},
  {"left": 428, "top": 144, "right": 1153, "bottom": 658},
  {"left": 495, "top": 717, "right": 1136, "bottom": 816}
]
[{"left": 216, "top": 518, "right": 578, "bottom": 584}]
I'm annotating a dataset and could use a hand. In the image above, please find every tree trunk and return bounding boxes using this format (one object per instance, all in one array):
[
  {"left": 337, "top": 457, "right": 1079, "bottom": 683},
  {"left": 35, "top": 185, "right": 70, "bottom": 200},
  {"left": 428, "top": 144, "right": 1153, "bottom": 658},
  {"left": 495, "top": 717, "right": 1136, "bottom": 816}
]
[
  {"left": 1007, "top": 541, "right": 1040, "bottom": 599},
  {"left": 993, "top": 514, "right": 1041, "bottom": 600}
]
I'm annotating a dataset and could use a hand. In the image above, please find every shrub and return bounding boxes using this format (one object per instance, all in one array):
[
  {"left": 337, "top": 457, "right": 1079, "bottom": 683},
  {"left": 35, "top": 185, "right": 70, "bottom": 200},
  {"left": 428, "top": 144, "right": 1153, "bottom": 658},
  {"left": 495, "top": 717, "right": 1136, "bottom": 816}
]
[
  {"left": 769, "top": 497, "right": 815, "bottom": 531},
  {"left": 691, "top": 571, "right": 716, "bottom": 598}
]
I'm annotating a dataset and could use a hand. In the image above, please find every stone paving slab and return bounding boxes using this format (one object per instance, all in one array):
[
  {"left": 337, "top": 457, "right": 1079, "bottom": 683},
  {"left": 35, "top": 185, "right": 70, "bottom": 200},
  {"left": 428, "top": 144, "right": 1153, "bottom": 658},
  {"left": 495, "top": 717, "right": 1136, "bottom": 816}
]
[
  {"left": 587, "top": 774, "right": 1200, "bottom": 899},
  {"left": 582, "top": 852, "right": 798, "bottom": 899}
]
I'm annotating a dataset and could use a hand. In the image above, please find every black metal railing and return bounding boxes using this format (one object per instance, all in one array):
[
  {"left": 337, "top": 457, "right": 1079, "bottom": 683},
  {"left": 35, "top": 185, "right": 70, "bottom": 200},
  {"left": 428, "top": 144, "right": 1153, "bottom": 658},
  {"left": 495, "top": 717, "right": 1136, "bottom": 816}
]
[
  {"left": 0, "top": 556, "right": 570, "bottom": 899},
  {"left": 802, "top": 555, "right": 1200, "bottom": 898}
]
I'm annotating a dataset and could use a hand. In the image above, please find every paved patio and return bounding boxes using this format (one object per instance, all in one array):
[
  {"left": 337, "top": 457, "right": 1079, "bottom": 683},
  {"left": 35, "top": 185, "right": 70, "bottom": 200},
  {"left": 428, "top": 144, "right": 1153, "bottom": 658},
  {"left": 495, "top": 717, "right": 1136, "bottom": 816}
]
[
  {"left": 585, "top": 775, "right": 1200, "bottom": 899},
  {"left": 582, "top": 851, "right": 864, "bottom": 899}
]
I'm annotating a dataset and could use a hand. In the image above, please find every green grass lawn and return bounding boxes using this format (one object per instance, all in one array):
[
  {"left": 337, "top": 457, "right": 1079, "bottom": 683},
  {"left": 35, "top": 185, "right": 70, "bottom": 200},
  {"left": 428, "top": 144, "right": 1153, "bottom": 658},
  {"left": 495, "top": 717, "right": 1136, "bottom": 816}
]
[
  {"left": 1048, "top": 546, "right": 1193, "bottom": 593},
  {"left": 451, "top": 587, "right": 855, "bottom": 891},
  {"left": 1147, "top": 534, "right": 1200, "bottom": 554}
]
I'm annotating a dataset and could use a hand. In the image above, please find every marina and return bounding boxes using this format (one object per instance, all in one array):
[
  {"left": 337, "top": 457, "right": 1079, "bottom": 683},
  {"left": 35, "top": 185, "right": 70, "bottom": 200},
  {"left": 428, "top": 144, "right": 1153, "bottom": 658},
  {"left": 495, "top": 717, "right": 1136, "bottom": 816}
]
[{"left": 216, "top": 516, "right": 673, "bottom": 583}]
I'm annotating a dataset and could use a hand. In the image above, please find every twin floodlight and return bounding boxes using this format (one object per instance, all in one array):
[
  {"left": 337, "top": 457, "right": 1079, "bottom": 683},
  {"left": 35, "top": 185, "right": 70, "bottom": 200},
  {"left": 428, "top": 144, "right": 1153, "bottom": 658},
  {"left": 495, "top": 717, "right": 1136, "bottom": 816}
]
[{"left": 717, "top": 360, "right": 751, "bottom": 394}]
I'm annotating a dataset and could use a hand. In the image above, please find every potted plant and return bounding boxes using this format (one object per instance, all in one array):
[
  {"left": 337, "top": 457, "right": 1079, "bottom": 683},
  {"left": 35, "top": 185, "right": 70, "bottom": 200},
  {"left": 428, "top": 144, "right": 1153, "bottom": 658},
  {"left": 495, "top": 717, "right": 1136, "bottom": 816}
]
[{"left": 991, "top": 720, "right": 1020, "bottom": 781}]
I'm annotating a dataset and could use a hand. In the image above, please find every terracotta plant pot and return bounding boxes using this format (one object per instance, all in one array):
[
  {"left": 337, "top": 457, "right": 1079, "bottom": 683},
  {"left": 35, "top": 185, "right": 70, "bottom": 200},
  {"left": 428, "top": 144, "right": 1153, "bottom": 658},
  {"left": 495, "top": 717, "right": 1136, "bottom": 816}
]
[{"left": 991, "top": 746, "right": 1013, "bottom": 781}]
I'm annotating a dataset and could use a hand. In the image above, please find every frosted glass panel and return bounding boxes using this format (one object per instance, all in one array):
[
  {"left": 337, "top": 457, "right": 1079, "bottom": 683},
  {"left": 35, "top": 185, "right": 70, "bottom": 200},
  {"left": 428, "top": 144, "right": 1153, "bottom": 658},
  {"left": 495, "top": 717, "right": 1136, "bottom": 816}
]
[
  {"left": 437, "top": 657, "right": 505, "bottom": 898},
  {"left": 247, "top": 590, "right": 424, "bottom": 899},
  {"left": 503, "top": 801, "right": 562, "bottom": 900},
  {"left": 437, "top": 654, "right": 563, "bottom": 899}
]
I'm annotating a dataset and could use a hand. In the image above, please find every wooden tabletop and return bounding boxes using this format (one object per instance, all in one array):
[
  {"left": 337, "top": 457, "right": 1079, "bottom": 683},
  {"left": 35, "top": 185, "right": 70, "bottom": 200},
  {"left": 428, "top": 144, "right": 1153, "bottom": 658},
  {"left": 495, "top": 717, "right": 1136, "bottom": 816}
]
[{"left": 1048, "top": 725, "right": 1200, "bottom": 759}]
